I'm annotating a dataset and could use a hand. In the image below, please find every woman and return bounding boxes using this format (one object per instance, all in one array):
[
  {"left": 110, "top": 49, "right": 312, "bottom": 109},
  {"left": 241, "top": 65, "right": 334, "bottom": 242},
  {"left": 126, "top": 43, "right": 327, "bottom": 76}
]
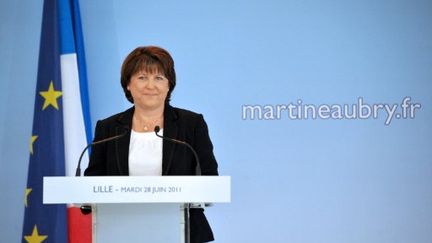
[{"left": 85, "top": 46, "right": 219, "bottom": 243}]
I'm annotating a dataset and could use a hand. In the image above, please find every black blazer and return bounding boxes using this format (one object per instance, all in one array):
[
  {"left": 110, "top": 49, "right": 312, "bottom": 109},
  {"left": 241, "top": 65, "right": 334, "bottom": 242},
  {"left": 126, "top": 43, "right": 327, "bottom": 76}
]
[{"left": 85, "top": 105, "right": 219, "bottom": 243}]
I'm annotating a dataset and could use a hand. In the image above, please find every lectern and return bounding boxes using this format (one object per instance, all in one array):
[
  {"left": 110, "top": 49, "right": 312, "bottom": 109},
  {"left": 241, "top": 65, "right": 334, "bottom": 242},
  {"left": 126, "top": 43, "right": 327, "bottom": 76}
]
[{"left": 43, "top": 176, "right": 231, "bottom": 243}]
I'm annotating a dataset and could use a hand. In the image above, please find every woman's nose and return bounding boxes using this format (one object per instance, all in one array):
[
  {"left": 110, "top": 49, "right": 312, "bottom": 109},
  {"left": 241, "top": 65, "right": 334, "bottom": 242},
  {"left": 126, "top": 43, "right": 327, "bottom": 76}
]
[{"left": 144, "top": 78, "right": 156, "bottom": 88}]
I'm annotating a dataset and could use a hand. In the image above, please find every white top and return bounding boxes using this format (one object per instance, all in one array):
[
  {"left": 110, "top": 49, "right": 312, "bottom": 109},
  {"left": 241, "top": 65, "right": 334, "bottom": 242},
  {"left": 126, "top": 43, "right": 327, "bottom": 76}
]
[{"left": 128, "top": 129, "right": 163, "bottom": 176}]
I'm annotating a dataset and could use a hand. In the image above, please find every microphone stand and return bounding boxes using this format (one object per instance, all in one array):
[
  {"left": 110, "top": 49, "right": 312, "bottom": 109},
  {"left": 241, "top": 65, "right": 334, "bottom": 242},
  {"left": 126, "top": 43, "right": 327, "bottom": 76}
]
[
  {"left": 154, "top": 126, "right": 201, "bottom": 243},
  {"left": 76, "top": 129, "right": 129, "bottom": 215}
]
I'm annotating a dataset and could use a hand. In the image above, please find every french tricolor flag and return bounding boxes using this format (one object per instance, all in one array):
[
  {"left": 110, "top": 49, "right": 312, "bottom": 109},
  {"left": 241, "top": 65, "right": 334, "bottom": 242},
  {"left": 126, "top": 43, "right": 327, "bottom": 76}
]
[
  {"left": 59, "top": 0, "right": 93, "bottom": 242},
  {"left": 59, "top": 0, "right": 93, "bottom": 241}
]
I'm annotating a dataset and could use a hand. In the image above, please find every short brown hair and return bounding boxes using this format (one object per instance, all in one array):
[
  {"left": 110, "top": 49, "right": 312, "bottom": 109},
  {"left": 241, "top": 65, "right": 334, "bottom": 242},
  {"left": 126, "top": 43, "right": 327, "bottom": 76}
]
[{"left": 120, "top": 46, "right": 176, "bottom": 103}]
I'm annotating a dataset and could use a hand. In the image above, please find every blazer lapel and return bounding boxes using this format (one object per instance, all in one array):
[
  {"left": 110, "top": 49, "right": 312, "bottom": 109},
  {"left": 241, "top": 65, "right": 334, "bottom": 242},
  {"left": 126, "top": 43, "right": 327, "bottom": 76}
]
[
  {"left": 115, "top": 107, "right": 134, "bottom": 175},
  {"left": 162, "top": 105, "right": 178, "bottom": 175}
]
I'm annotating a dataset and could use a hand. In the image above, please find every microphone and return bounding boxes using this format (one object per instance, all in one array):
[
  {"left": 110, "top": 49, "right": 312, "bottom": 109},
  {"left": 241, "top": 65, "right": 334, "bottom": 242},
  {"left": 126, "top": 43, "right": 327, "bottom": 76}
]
[
  {"left": 75, "top": 128, "right": 129, "bottom": 177},
  {"left": 77, "top": 128, "right": 129, "bottom": 215},
  {"left": 154, "top": 126, "right": 201, "bottom": 175}
]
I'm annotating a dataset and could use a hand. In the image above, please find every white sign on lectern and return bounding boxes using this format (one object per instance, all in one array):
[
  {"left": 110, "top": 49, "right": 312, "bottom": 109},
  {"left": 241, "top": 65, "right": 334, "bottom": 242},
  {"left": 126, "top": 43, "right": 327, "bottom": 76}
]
[{"left": 43, "top": 176, "right": 230, "bottom": 243}]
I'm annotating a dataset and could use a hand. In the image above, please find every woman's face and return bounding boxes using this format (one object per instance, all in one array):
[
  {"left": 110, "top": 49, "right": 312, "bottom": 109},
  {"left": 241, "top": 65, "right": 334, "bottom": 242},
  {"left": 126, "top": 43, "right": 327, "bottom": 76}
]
[{"left": 128, "top": 69, "right": 169, "bottom": 111}]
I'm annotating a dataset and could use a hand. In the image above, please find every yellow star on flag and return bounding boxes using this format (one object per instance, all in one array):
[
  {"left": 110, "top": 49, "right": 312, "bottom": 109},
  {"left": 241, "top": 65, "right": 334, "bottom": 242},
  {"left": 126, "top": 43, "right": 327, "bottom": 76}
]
[
  {"left": 39, "top": 81, "right": 62, "bottom": 110},
  {"left": 29, "top": 135, "right": 38, "bottom": 155},
  {"left": 25, "top": 188, "right": 32, "bottom": 207},
  {"left": 24, "top": 225, "right": 48, "bottom": 243}
]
